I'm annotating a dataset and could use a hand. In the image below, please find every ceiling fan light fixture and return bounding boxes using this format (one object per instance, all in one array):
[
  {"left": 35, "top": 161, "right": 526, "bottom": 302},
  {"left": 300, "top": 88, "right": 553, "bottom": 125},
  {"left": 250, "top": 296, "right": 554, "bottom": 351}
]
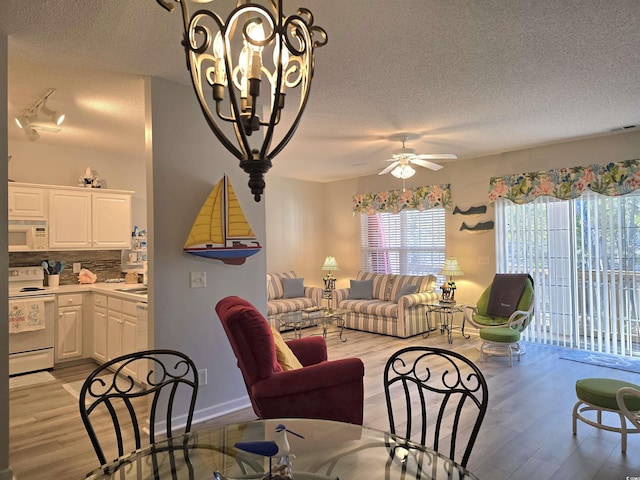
[{"left": 391, "top": 164, "right": 415, "bottom": 179}]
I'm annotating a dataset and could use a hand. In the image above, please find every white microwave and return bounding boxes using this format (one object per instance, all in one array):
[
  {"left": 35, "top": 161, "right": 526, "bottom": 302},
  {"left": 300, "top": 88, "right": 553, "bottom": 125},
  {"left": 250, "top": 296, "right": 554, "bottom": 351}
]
[{"left": 8, "top": 219, "right": 48, "bottom": 252}]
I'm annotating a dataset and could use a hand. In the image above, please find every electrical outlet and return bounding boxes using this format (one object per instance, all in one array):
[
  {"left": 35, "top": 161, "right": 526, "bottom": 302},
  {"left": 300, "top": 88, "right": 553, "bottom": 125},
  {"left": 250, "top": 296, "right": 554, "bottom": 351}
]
[
  {"left": 198, "top": 368, "right": 207, "bottom": 385},
  {"left": 190, "top": 272, "right": 206, "bottom": 288},
  {"left": 73, "top": 262, "right": 81, "bottom": 273}
]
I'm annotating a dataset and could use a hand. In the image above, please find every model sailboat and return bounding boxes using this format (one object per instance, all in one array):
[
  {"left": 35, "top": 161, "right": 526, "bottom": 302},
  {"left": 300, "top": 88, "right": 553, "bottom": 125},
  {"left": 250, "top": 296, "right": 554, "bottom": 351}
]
[{"left": 184, "top": 176, "right": 261, "bottom": 265}]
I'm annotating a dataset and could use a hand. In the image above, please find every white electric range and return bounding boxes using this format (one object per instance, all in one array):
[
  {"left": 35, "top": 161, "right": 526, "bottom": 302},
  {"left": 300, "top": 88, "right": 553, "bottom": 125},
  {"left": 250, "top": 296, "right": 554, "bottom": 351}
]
[{"left": 8, "top": 266, "right": 56, "bottom": 375}]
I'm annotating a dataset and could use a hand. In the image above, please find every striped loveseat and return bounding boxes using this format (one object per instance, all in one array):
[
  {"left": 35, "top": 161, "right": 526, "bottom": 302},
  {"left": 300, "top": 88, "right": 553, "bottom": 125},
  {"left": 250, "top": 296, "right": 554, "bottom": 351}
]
[
  {"left": 266, "top": 271, "right": 324, "bottom": 329},
  {"left": 333, "top": 271, "right": 438, "bottom": 338}
]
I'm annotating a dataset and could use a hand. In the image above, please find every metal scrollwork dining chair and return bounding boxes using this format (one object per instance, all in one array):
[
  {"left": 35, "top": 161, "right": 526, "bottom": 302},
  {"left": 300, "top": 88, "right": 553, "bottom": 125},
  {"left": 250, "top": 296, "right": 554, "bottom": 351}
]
[
  {"left": 383, "top": 346, "right": 489, "bottom": 468},
  {"left": 79, "top": 349, "right": 199, "bottom": 466}
]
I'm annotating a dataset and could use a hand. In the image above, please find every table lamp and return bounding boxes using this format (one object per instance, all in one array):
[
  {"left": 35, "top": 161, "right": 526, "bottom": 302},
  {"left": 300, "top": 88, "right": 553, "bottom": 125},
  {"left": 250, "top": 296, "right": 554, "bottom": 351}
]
[
  {"left": 322, "top": 256, "right": 340, "bottom": 312},
  {"left": 439, "top": 257, "right": 465, "bottom": 303}
]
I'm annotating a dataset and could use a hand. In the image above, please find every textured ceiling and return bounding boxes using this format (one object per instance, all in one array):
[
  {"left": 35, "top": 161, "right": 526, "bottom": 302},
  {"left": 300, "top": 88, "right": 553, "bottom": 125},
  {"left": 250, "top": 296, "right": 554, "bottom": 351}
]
[{"left": 2, "top": 0, "right": 639, "bottom": 182}]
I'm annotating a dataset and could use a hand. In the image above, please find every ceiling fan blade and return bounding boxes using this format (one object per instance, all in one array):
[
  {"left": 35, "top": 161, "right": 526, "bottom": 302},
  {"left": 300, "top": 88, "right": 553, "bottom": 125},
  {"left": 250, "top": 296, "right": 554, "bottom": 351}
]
[
  {"left": 416, "top": 153, "right": 458, "bottom": 160},
  {"left": 379, "top": 161, "right": 400, "bottom": 175},
  {"left": 411, "top": 158, "right": 444, "bottom": 171}
]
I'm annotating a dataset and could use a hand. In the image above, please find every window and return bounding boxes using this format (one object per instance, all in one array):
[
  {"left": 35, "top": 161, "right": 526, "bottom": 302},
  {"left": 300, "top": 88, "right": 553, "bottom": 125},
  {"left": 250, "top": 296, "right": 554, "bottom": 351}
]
[
  {"left": 496, "top": 191, "right": 640, "bottom": 357},
  {"left": 360, "top": 208, "right": 446, "bottom": 276}
]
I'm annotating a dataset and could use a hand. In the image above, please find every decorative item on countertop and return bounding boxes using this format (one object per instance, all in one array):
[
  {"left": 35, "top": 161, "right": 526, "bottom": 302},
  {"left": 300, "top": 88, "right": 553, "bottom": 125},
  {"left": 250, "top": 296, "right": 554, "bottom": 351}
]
[
  {"left": 439, "top": 257, "right": 465, "bottom": 304},
  {"left": 78, "top": 268, "right": 97, "bottom": 284},
  {"left": 78, "top": 166, "right": 101, "bottom": 188},
  {"left": 233, "top": 424, "right": 304, "bottom": 480},
  {"left": 42, "top": 260, "right": 65, "bottom": 275},
  {"left": 183, "top": 175, "right": 261, "bottom": 265}
]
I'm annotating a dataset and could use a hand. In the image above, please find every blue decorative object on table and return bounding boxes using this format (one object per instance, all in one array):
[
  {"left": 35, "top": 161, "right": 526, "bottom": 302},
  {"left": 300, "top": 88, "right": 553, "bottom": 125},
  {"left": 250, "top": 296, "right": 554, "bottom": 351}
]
[{"left": 233, "top": 424, "right": 304, "bottom": 480}]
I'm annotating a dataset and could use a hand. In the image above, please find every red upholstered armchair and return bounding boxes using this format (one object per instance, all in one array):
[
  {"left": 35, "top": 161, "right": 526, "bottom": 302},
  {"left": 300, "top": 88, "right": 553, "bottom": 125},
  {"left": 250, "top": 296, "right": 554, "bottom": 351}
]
[{"left": 216, "top": 296, "right": 365, "bottom": 425}]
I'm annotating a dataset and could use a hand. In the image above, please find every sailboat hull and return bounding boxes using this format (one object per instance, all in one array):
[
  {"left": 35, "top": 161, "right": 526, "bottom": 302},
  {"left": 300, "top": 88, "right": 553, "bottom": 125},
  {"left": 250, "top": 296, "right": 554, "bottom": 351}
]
[{"left": 184, "top": 246, "right": 261, "bottom": 265}]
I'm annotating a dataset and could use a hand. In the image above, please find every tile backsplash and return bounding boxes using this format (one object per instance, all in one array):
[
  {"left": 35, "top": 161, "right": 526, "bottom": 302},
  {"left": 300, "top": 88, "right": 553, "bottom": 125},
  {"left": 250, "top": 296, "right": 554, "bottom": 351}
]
[{"left": 9, "top": 250, "right": 124, "bottom": 285}]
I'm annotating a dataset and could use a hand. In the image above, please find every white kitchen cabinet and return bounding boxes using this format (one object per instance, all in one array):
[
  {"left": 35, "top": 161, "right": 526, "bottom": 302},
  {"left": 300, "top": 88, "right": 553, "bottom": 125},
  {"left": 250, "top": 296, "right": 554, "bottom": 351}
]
[
  {"left": 92, "top": 294, "right": 108, "bottom": 363},
  {"left": 8, "top": 184, "right": 46, "bottom": 218},
  {"left": 106, "top": 297, "right": 138, "bottom": 380},
  {"left": 56, "top": 293, "right": 84, "bottom": 362},
  {"left": 48, "top": 189, "right": 92, "bottom": 248},
  {"left": 92, "top": 192, "right": 132, "bottom": 248},
  {"left": 135, "top": 303, "right": 149, "bottom": 383},
  {"left": 48, "top": 186, "right": 132, "bottom": 250}
]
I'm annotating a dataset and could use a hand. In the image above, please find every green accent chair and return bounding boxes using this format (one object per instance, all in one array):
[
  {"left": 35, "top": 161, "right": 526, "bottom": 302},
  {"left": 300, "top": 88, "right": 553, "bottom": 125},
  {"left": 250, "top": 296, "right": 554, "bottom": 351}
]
[
  {"left": 464, "top": 274, "right": 535, "bottom": 365},
  {"left": 573, "top": 378, "right": 640, "bottom": 453}
]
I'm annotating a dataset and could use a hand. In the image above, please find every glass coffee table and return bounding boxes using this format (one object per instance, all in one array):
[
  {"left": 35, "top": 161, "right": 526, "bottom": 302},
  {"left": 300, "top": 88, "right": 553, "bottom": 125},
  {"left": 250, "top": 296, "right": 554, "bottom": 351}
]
[{"left": 303, "top": 308, "right": 349, "bottom": 342}]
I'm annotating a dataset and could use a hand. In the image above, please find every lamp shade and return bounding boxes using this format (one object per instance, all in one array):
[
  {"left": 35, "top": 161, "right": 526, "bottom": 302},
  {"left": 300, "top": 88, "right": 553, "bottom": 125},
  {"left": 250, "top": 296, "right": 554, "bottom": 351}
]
[
  {"left": 322, "top": 256, "right": 340, "bottom": 271},
  {"left": 391, "top": 164, "right": 416, "bottom": 179},
  {"left": 439, "top": 257, "right": 465, "bottom": 277}
]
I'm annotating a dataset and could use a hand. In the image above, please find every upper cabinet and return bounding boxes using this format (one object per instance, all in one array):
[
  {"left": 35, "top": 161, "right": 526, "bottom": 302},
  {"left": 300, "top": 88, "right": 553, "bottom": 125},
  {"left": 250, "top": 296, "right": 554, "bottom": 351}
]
[
  {"left": 92, "top": 192, "right": 132, "bottom": 248},
  {"left": 48, "top": 189, "right": 92, "bottom": 249},
  {"left": 8, "top": 184, "right": 46, "bottom": 218},
  {"left": 48, "top": 187, "right": 132, "bottom": 250},
  {"left": 8, "top": 183, "right": 133, "bottom": 251}
]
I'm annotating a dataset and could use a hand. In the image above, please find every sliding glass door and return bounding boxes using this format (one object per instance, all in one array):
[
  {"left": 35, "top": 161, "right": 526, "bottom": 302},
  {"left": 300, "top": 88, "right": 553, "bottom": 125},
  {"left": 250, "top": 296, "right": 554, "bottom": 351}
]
[{"left": 495, "top": 191, "right": 640, "bottom": 357}]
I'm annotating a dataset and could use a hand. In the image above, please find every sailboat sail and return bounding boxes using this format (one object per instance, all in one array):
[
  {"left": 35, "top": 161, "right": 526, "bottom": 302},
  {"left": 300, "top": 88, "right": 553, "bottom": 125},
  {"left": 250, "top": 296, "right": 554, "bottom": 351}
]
[{"left": 183, "top": 176, "right": 261, "bottom": 265}]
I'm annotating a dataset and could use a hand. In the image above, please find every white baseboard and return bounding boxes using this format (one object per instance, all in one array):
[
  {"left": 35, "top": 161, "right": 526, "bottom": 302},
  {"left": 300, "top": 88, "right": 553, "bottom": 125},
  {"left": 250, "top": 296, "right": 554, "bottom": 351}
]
[{"left": 153, "top": 396, "right": 252, "bottom": 434}]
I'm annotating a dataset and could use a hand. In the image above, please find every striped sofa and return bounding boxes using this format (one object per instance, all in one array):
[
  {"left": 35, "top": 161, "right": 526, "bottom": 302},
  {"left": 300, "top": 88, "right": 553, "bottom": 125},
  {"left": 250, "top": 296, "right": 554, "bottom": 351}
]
[
  {"left": 334, "top": 271, "right": 438, "bottom": 338},
  {"left": 266, "top": 271, "right": 324, "bottom": 330}
]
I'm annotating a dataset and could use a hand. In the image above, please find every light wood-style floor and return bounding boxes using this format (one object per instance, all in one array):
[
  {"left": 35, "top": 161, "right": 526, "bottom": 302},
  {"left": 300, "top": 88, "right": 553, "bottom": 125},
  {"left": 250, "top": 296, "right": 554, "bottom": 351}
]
[{"left": 9, "top": 325, "right": 640, "bottom": 479}]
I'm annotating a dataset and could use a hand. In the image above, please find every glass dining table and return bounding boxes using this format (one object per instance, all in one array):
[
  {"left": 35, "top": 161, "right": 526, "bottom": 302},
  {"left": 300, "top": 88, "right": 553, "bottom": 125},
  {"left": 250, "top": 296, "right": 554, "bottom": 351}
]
[{"left": 83, "top": 418, "right": 479, "bottom": 480}]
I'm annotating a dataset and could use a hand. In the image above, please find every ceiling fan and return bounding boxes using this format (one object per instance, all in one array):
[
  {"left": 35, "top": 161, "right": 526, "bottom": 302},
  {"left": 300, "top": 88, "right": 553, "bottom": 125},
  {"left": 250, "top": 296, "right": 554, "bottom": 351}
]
[{"left": 378, "top": 133, "right": 457, "bottom": 179}]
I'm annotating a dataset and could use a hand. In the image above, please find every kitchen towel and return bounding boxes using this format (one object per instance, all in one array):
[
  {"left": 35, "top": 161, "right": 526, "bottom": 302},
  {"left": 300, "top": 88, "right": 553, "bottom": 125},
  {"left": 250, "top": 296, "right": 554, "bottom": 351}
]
[{"left": 9, "top": 299, "right": 45, "bottom": 333}]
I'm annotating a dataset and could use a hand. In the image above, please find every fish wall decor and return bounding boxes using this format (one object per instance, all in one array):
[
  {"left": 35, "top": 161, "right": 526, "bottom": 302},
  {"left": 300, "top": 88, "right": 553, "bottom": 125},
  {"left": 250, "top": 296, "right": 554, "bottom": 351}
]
[
  {"left": 460, "top": 220, "right": 494, "bottom": 233},
  {"left": 452, "top": 205, "right": 487, "bottom": 216}
]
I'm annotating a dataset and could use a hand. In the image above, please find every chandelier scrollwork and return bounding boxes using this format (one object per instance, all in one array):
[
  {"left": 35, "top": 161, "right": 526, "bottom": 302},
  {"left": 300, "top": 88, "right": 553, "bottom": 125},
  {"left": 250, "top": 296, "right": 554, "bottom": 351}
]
[{"left": 157, "top": 0, "right": 327, "bottom": 201}]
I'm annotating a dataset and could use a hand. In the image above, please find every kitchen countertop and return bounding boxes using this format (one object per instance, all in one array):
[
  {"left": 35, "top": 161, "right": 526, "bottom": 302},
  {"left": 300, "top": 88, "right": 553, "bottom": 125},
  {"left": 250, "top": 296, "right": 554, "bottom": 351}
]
[{"left": 43, "top": 282, "right": 148, "bottom": 302}]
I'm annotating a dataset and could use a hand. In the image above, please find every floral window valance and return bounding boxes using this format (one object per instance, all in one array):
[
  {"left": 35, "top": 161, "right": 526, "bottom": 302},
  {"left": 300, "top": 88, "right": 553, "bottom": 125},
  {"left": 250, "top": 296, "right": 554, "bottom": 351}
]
[
  {"left": 488, "top": 159, "right": 640, "bottom": 205},
  {"left": 353, "top": 184, "right": 452, "bottom": 214}
]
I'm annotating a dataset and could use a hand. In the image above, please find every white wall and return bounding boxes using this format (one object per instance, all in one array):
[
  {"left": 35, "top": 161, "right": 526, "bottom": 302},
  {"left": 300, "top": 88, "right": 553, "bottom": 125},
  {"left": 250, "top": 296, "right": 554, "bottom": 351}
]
[
  {"left": 265, "top": 176, "right": 326, "bottom": 286},
  {"left": 1, "top": 30, "right": 13, "bottom": 480},
  {"left": 148, "top": 76, "right": 266, "bottom": 420}
]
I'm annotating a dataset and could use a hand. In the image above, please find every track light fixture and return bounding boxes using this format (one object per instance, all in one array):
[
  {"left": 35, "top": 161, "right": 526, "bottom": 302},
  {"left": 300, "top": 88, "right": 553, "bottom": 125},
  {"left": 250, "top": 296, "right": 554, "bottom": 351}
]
[
  {"left": 15, "top": 88, "right": 65, "bottom": 141},
  {"left": 157, "top": 0, "right": 327, "bottom": 201}
]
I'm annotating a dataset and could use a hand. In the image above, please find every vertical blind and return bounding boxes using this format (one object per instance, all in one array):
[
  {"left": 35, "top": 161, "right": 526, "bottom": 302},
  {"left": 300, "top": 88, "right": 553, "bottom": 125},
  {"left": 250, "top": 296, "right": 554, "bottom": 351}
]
[
  {"left": 495, "top": 191, "right": 640, "bottom": 357},
  {"left": 360, "top": 208, "right": 446, "bottom": 277}
]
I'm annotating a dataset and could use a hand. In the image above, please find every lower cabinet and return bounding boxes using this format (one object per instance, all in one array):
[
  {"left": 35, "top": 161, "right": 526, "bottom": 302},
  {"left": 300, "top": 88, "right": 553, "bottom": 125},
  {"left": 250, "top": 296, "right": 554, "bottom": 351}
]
[
  {"left": 56, "top": 293, "right": 84, "bottom": 362},
  {"left": 92, "top": 294, "right": 108, "bottom": 363},
  {"left": 107, "top": 297, "right": 138, "bottom": 380}
]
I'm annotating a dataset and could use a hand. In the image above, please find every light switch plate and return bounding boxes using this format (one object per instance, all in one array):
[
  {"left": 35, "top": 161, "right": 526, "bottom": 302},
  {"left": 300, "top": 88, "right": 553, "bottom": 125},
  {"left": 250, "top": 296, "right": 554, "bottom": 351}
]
[{"left": 190, "top": 271, "right": 206, "bottom": 288}]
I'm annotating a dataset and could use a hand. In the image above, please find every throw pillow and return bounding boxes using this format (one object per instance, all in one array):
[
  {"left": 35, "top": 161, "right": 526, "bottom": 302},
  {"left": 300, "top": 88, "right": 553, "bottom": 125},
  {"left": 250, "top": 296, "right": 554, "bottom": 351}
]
[
  {"left": 348, "top": 279, "right": 374, "bottom": 299},
  {"left": 270, "top": 327, "right": 303, "bottom": 371},
  {"left": 395, "top": 283, "right": 418, "bottom": 303},
  {"left": 282, "top": 277, "right": 304, "bottom": 299}
]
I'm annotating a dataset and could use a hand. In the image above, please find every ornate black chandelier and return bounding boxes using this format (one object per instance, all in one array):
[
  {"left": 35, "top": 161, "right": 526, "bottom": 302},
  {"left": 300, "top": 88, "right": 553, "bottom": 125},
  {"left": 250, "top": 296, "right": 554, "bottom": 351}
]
[{"left": 157, "top": 0, "right": 327, "bottom": 201}]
